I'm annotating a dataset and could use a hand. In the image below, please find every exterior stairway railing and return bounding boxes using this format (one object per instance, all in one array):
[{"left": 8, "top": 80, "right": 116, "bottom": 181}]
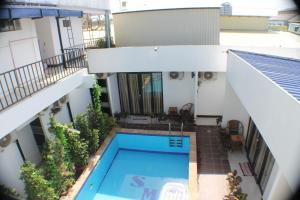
[{"left": 0, "top": 46, "right": 86, "bottom": 112}]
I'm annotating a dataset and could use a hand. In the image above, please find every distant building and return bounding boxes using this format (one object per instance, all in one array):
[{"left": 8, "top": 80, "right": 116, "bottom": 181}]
[
  {"left": 220, "top": 2, "right": 232, "bottom": 16},
  {"left": 269, "top": 8, "right": 297, "bottom": 26},
  {"left": 288, "top": 15, "right": 300, "bottom": 35}
]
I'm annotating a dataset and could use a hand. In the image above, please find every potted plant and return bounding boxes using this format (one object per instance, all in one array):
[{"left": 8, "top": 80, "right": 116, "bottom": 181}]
[{"left": 224, "top": 170, "right": 247, "bottom": 200}]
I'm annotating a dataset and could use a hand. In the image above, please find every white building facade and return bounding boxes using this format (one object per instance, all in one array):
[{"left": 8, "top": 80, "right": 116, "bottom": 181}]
[
  {"left": 87, "top": 7, "right": 300, "bottom": 200},
  {"left": 0, "top": 0, "right": 111, "bottom": 196}
]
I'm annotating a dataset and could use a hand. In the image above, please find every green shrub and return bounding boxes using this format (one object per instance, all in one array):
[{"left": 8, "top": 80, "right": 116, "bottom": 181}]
[
  {"left": 42, "top": 139, "right": 74, "bottom": 195},
  {"left": 74, "top": 114, "right": 99, "bottom": 155},
  {"left": 49, "top": 117, "right": 72, "bottom": 170},
  {"left": 64, "top": 128, "right": 89, "bottom": 168},
  {"left": 20, "top": 162, "right": 58, "bottom": 200},
  {"left": 0, "top": 184, "right": 21, "bottom": 199},
  {"left": 95, "top": 38, "right": 106, "bottom": 48},
  {"left": 87, "top": 82, "right": 116, "bottom": 143},
  {"left": 50, "top": 118, "right": 89, "bottom": 168}
]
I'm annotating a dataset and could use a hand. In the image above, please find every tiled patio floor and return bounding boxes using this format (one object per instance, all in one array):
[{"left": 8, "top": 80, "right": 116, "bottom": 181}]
[
  {"left": 196, "top": 126, "right": 231, "bottom": 174},
  {"left": 196, "top": 126, "right": 230, "bottom": 200}
]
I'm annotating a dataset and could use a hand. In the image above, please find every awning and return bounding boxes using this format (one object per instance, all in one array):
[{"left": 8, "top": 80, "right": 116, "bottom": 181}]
[{"left": 0, "top": 7, "right": 83, "bottom": 19}]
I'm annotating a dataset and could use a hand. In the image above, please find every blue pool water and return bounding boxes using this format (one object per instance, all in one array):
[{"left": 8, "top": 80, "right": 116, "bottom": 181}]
[{"left": 76, "top": 133, "right": 190, "bottom": 200}]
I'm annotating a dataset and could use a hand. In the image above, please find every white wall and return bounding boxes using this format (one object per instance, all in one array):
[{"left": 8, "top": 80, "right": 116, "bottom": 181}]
[
  {"left": 35, "top": 17, "right": 60, "bottom": 59},
  {"left": 162, "top": 72, "right": 195, "bottom": 113},
  {"left": 113, "top": 8, "right": 220, "bottom": 46},
  {"left": 0, "top": 18, "right": 41, "bottom": 73},
  {"left": 87, "top": 46, "right": 228, "bottom": 73},
  {"left": 264, "top": 162, "right": 293, "bottom": 200},
  {"left": 0, "top": 142, "right": 25, "bottom": 196},
  {"left": 59, "top": 17, "right": 84, "bottom": 49},
  {"left": 107, "top": 73, "right": 121, "bottom": 115},
  {"left": 221, "top": 80, "right": 250, "bottom": 137},
  {"left": 54, "top": 103, "right": 71, "bottom": 124},
  {"left": 68, "top": 86, "right": 92, "bottom": 117},
  {"left": 87, "top": 46, "right": 300, "bottom": 74},
  {"left": 197, "top": 72, "right": 226, "bottom": 116},
  {"left": 227, "top": 51, "right": 300, "bottom": 191},
  {"left": 17, "top": 125, "right": 41, "bottom": 165}
]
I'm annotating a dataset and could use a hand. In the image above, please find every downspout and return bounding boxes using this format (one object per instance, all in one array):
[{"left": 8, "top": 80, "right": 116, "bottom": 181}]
[
  {"left": 104, "top": 10, "right": 111, "bottom": 48},
  {"left": 55, "top": 17, "right": 66, "bottom": 68}
]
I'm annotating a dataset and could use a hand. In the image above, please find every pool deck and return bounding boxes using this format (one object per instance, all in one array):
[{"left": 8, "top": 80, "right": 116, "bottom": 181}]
[{"left": 62, "top": 128, "right": 197, "bottom": 200}]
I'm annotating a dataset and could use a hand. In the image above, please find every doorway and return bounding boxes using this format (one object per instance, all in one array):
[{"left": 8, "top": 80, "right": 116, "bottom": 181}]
[{"left": 117, "top": 72, "right": 163, "bottom": 115}]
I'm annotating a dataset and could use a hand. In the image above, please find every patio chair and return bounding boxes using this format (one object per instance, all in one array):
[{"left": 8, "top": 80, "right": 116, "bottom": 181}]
[
  {"left": 227, "top": 120, "right": 243, "bottom": 135},
  {"left": 226, "top": 120, "right": 244, "bottom": 151}
]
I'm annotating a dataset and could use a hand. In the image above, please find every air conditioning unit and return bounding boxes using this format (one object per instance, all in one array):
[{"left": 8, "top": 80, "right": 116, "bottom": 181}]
[
  {"left": 59, "top": 95, "right": 68, "bottom": 104},
  {"left": 169, "top": 72, "right": 184, "bottom": 80},
  {"left": 0, "top": 131, "right": 17, "bottom": 151},
  {"left": 51, "top": 101, "right": 61, "bottom": 114},
  {"left": 198, "top": 72, "right": 217, "bottom": 81}
]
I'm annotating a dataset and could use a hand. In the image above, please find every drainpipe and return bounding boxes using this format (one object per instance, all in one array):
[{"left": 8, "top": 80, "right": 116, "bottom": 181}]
[
  {"left": 55, "top": 17, "right": 66, "bottom": 68},
  {"left": 104, "top": 10, "right": 111, "bottom": 48}
]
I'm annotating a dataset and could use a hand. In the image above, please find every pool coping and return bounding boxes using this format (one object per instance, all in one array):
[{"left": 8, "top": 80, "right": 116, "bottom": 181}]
[{"left": 61, "top": 128, "right": 197, "bottom": 200}]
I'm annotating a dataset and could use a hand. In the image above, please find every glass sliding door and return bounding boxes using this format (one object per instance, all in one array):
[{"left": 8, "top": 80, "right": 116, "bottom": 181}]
[
  {"left": 246, "top": 118, "right": 275, "bottom": 193},
  {"left": 117, "top": 72, "right": 163, "bottom": 115},
  {"left": 260, "top": 152, "right": 275, "bottom": 192}
]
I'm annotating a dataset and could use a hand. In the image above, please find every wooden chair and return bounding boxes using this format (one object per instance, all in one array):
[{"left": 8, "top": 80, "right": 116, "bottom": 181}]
[
  {"left": 227, "top": 120, "right": 244, "bottom": 151},
  {"left": 227, "top": 120, "right": 243, "bottom": 135}
]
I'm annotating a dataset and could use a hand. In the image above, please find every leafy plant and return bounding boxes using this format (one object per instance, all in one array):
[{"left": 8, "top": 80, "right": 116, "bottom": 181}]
[
  {"left": 42, "top": 139, "right": 74, "bottom": 195},
  {"left": 50, "top": 118, "right": 89, "bottom": 168},
  {"left": 95, "top": 38, "right": 106, "bottom": 48},
  {"left": 64, "top": 128, "right": 89, "bottom": 168},
  {"left": 88, "top": 83, "right": 104, "bottom": 131},
  {"left": 86, "top": 82, "right": 116, "bottom": 146},
  {"left": 0, "top": 184, "right": 21, "bottom": 199},
  {"left": 102, "top": 113, "right": 116, "bottom": 137},
  {"left": 20, "top": 162, "right": 58, "bottom": 200},
  {"left": 74, "top": 114, "right": 99, "bottom": 155},
  {"left": 49, "top": 117, "right": 72, "bottom": 170},
  {"left": 224, "top": 170, "right": 247, "bottom": 200}
]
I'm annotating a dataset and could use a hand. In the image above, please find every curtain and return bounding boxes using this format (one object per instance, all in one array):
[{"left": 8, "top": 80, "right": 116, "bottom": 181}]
[
  {"left": 141, "top": 74, "right": 152, "bottom": 114},
  {"left": 152, "top": 73, "right": 163, "bottom": 114},
  {"left": 128, "top": 74, "right": 140, "bottom": 114},
  {"left": 117, "top": 73, "right": 130, "bottom": 113}
]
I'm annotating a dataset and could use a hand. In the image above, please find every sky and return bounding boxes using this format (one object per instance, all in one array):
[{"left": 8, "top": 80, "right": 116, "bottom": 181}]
[{"left": 110, "top": 0, "right": 297, "bottom": 16}]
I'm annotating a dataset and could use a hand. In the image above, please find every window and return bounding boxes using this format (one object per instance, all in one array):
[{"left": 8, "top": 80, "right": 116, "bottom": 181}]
[
  {"left": 62, "top": 19, "right": 71, "bottom": 27},
  {"left": 0, "top": 19, "right": 21, "bottom": 32}
]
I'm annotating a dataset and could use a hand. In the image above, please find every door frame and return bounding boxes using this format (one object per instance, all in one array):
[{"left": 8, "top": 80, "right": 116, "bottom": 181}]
[{"left": 117, "top": 72, "right": 164, "bottom": 115}]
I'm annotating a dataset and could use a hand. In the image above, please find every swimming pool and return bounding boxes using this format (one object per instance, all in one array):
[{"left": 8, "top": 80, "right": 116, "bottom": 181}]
[{"left": 76, "top": 133, "right": 190, "bottom": 200}]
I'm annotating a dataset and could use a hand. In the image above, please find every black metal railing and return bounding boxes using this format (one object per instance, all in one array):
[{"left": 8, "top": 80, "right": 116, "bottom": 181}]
[{"left": 0, "top": 47, "right": 86, "bottom": 112}]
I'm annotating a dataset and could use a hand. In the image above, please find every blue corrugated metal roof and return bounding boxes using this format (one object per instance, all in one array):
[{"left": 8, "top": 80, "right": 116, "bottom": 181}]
[{"left": 231, "top": 50, "right": 300, "bottom": 102}]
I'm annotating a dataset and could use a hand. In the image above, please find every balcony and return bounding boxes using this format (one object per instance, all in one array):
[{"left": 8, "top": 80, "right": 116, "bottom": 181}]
[{"left": 0, "top": 46, "right": 86, "bottom": 112}]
